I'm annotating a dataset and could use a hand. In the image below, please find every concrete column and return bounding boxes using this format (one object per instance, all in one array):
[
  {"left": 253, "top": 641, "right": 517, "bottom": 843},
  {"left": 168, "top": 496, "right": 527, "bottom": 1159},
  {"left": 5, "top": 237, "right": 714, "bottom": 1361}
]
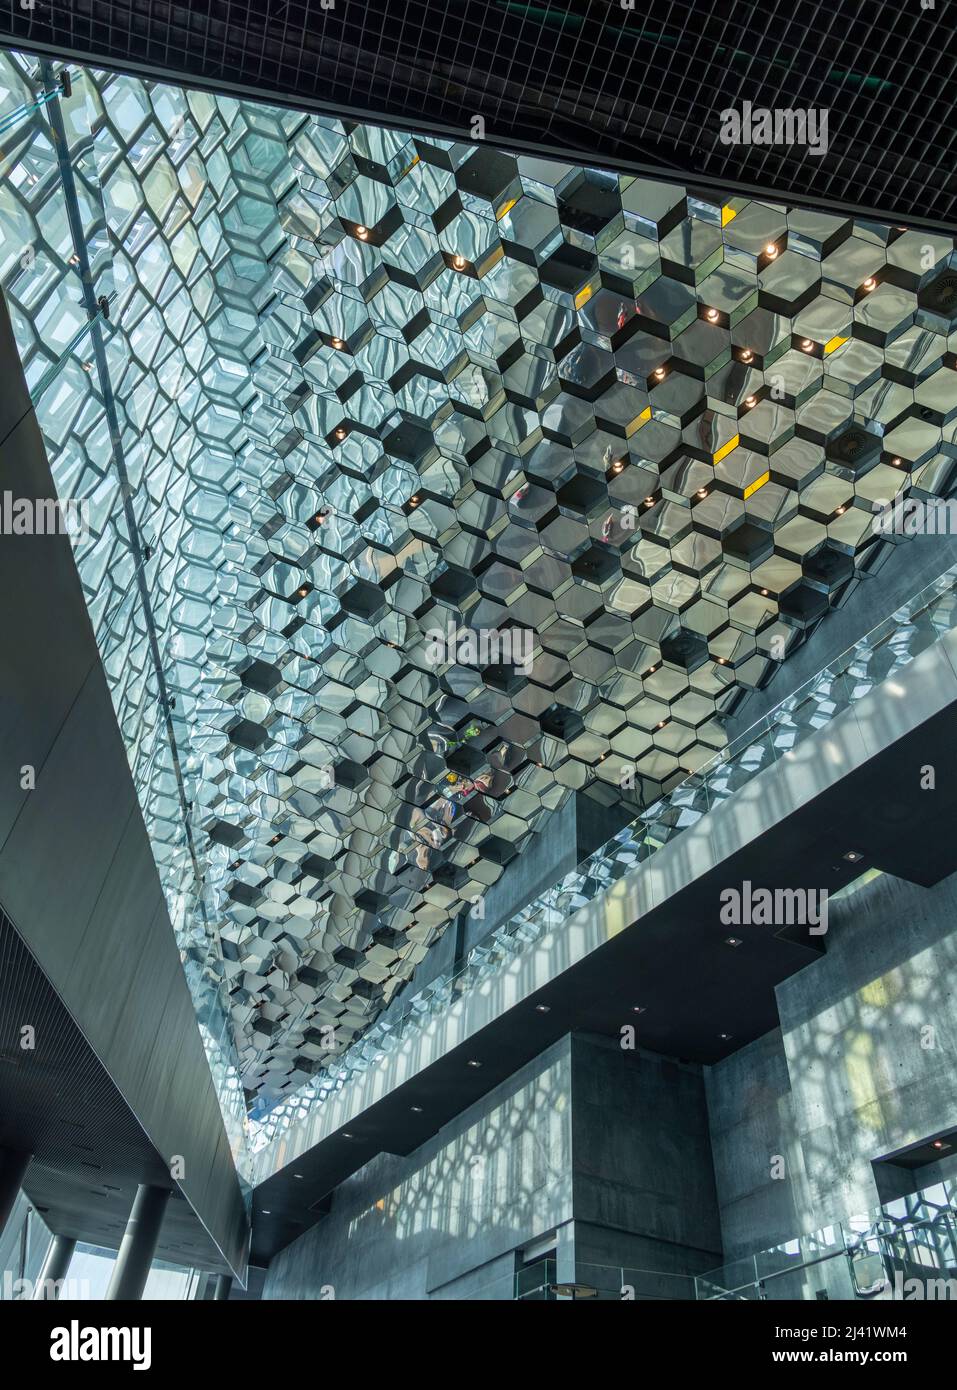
[
  {"left": 0, "top": 1149, "right": 31, "bottom": 1237},
  {"left": 105, "top": 1184, "right": 170, "bottom": 1301},
  {"left": 213, "top": 1274, "right": 233, "bottom": 1300},
  {"left": 33, "top": 1234, "right": 77, "bottom": 1299}
]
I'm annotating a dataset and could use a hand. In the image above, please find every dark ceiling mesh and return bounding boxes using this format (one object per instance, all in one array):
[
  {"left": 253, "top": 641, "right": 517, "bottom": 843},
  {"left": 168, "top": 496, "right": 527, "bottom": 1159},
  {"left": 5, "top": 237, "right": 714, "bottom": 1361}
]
[{"left": 2, "top": 0, "right": 955, "bottom": 229}]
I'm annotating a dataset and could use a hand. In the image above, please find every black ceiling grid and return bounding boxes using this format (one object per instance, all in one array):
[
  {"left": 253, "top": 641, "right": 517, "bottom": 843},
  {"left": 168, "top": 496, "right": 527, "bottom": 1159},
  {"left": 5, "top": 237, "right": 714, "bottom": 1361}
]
[{"left": 1, "top": 0, "right": 955, "bottom": 230}]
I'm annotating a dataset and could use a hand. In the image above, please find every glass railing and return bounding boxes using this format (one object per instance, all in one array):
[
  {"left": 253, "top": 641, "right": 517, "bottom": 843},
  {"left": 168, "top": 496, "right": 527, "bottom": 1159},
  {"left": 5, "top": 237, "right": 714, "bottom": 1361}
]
[
  {"left": 460, "top": 1256, "right": 698, "bottom": 1300},
  {"left": 695, "top": 1176, "right": 957, "bottom": 1300},
  {"left": 247, "top": 560, "right": 957, "bottom": 1162}
]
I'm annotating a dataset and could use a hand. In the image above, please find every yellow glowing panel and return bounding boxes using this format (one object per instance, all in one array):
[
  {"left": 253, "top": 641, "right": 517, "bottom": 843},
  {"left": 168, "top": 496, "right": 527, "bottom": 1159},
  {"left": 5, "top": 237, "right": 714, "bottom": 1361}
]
[
  {"left": 721, "top": 205, "right": 737, "bottom": 226},
  {"left": 824, "top": 335, "right": 849, "bottom": 355},
  {"left": 744, "top": 470, "right": 770, "bottom": 499},
  {"left": 713, "top": 434, "right": 739, "bottom": 465},
  {"left": 636, "top": 406, "right": 652, "bottom": 427},
  {"left": 574, "top": 284, "right": 593, "bottom": 310},
  {"left": 496, "top": 196, "right": 518, "bottom": 220}
]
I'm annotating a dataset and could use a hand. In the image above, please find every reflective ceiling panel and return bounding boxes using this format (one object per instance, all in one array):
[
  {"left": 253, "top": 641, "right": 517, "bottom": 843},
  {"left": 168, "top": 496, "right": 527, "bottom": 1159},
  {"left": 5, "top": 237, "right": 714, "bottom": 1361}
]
[{"left": 2, "top": 52, "right": 955, "bottom": 1104}]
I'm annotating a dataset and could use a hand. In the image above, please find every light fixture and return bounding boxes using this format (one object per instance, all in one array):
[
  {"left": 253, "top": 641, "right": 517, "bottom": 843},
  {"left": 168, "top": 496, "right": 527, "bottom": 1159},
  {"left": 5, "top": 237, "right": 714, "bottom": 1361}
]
[
  {"left": 632, "top": 1005, "right": 646, "bottom": 1014},
  {"left": 334, "top": 426, "right": 347, "bottom": 440},
  {"left": 331, "top": 337, "right": 345, "bottom": 349},
  {"left": 705, "top": 307, "right": 719, "bottom": 322},
  {"left": 261, "top": 1209, "right": 271, "bottom": 1215},
  {"left": 355, "top": 224, "right": 369, "bottom": 240},
  {"left": 740, "top": 348, "right": 753, "bottom": 363},
  {"left": 744, "top": 395, "right": 757, "bottom": 408},
  {"left": 835, "top": 505, "right": 846, "bottom": 516},
  {"left": 801, "top": 338, "right": 815, "bottom": 353},
  {"left": 297, "top": 586, "right": 309, "bottom": 598},
  {"left": 719, "top": 1032, "right": 733, "bottom": 1040},
  {"left": 409, "top": 494, "right": 421, "bottom": 507},
  {"left": 861, "top": 277, "right": 877, "bottom": 292},
  {"left": 843, "top": 850, "right": 863, "bottom": 862},
  {"left": 763, "top": 243, "right": 779, "bottom": 260},
  {"left": 644, "top": 495, "right": 655, "bottom": 506},
  {"left": 451, "top": 254, "right": 467, "bottom": 271},
  {"left": 717, "top": 656, "right": 727, "bottom": 664},
  {"left": 342, "top": 1132, "right": 354, "bottom": 1139},
  {"left": 725, "top": 937, "right": 743, "bottom": 947},
  {"left": 696, "top": 488, "right": 708, "bottom": 498},
  {"left": 535, "top": 1004, "right": 551, "bottom": 1013},
  {"left": 410, "top": 1105, "right": 423, "bottom": 1113},
  {"left": 293, "top": 1174, "right": 303, "bottom": 1180},
  {"left": 891, "top": 457, "right": 902, "bottom": 466},
  {"left": 611, "top": 459, "right": 624, "bottom": 473},
  {"left": 653, "top": 365, "right": 667, "bottom": 381},
  {"left": 467, "top": 1059, "right": 482, "bottom": 1068}
]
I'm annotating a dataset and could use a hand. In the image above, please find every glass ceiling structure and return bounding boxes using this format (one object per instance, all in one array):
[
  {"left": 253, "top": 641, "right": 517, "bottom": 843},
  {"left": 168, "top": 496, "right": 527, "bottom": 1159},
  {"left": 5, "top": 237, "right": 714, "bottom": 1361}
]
[{"left": 3, "top": 49, "right": 956, "bottom": 1130}]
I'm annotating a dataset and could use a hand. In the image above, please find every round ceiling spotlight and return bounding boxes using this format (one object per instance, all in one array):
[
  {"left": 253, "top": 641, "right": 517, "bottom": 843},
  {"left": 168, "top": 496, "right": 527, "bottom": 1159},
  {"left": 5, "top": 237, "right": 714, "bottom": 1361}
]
[
  {"left": 763, "top": 243, "right": 779, "bottom": 260},
  {"left": 451, "top": 254, "right": 467, "bottom": 271},
  {"left": 355, "top": 224, "right": 370, "bottom": 240}
]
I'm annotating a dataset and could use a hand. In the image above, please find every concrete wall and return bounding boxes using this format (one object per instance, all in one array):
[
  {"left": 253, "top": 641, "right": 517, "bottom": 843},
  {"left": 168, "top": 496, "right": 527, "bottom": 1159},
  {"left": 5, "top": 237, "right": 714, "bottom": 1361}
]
[
  {"left": 570, "top": 1035, "right": 722, "bottom": 1299},
  {"left": 263, "top": 1032, "right": 723, "bottom": 1299},
  {"left": 706, "top": 869, "right": 957, "bottom": 1292},
  {"left": 263, "top": 1036, "right": 575, "bottom": 1300}
]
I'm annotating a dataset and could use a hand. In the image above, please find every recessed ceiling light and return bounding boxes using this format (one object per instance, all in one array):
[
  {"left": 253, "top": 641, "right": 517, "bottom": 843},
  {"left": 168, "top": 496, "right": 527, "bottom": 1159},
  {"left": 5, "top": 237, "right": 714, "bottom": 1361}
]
[
  {"left": 740, "top": 349, "right": 753, "bottom": 363},
  {"left": 763, "top": 243, "right": 779, "bottom": 260},
  {"left": 342, "top": 1132, "right": 354, "bottom": 1139},
  {"left": 535, "top": 1004, "right": 551, "bottom": 1013},
  {"left": 261, "top": 1209, "right": 271, "bottom": 1215},
  {"left": 801, "top": 339, "right": 815, "bottom": 352},
  {"left": 355, "top": 224, "right": 369, "bottom": 240},
  {"left": 293, "top": 1174, "right": 303, "bottom": 1180},
  {"left": 725, "top": 937, "right": 742, "bottom": 947},
  {"left": 705, "top": 307, "right": 719, "bottom": 322},
  {"left": 467, "top": 1059, "right": 482, "bottom": 1068},
  {"left": 862, "top": 277, "right": 876, "bottom": 292},
  {"left": 451, "top": 255, "right": 467, "bottom": 270},
  {"left": 843, "top": 850, "right": 863, "bottom": 862},
  {"left": 632, "top": 1005, "right": 646, "bottom": 1014},
  {"left": 719, "top": 1032, "right": 733, "bottom": 1040},
  {"left": 410, "top": 1105, "right": 423, "bottom": 1113}
]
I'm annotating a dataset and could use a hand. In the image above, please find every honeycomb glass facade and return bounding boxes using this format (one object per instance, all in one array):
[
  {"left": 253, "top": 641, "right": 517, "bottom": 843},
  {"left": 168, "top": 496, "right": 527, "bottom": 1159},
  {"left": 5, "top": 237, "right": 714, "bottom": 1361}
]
[{"left": 3, "top": 46, "right": 956, "bottom": 1150}]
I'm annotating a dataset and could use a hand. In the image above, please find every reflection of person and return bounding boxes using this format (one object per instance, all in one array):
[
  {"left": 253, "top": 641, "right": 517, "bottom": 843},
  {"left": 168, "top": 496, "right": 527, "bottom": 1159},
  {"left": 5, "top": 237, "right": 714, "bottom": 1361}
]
[{"left": 408, "top": 800, "right": 454, "bottom": 870}]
